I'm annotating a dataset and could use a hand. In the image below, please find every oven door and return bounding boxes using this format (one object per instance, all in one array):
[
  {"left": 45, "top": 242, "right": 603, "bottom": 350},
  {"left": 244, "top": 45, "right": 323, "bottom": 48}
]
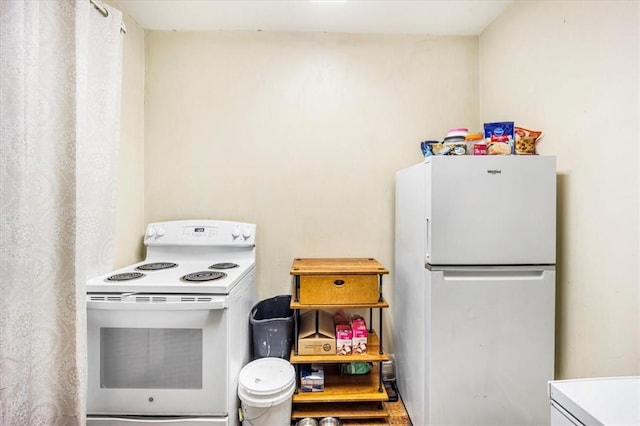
[{"left": 87, "top": 295, "right": 228, "bottom": 416}]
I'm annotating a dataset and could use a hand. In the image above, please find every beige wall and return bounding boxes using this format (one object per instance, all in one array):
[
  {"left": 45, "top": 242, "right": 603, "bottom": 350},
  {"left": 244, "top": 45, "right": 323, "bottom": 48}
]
[
  {"left": 480, "top": 1, "right": 639, "bottom": 378},
  {"left": 111, "top": 4, "right": 146, "bottom": 268},
  {"left": 143, "top": 31, "right": 479, "bottom": 342},
  {"left": 113, "top": 1, "right": 639, "bottom": 379}
]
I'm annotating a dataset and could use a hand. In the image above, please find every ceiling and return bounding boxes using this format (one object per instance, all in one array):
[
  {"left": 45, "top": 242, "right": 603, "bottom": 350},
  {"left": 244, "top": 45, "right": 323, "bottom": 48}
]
[{"left": 113, "top": 0, "right": 513, "bottom": 36}]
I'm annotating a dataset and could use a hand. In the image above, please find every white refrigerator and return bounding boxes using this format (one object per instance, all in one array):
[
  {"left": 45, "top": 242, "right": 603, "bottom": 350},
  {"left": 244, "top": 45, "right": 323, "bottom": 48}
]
[{"left": 394, "top": 155, "right": 556, "bottom": 426}]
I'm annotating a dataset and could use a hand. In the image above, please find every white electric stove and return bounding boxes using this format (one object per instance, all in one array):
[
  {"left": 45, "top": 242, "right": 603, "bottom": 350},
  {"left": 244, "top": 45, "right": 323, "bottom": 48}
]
[{"left": 86, "top": 220, "right": 257, "bottom": 426}]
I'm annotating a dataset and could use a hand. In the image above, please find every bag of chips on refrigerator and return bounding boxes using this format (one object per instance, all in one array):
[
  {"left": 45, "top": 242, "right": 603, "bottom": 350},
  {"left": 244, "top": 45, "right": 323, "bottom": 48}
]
[{"left": 514, "top": 126, "right": 543, "bottom": 155}]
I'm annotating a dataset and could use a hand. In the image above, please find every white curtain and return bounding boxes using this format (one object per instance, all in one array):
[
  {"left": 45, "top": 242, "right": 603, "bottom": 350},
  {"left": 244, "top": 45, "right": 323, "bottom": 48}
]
[{"left": 0, "top": 1, "right": 123, "bottom": 424}]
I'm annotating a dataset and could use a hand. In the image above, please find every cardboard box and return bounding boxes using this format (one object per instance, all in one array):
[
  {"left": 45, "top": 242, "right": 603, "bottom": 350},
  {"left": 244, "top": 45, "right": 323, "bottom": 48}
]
[
  {"left": 300, "top": 363, "right": 324, "bottom": 392},
  {"left": 335, "top": 324, "right": 353, "bottom": 355},
  {"left": 351, "top": 317, "right": 368, "bottom": 354},
  {"left": 298, "top": 310, "right": 336, "bottom": 355}
]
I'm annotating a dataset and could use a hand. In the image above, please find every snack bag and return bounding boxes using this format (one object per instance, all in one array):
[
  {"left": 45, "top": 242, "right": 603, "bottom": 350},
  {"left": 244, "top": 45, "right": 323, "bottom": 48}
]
[
  {"left": 430, "top": 142, "right": 450, "bottom": 156},
  {"left": 333, "top": 309, "right": 350, "bottom": 325},
  {"left": 514, "top": 127, "right": 543, "bottom": 155},
  {"left": 340, "top": 362, "right": 372, "bottom": 375},
  {"left": 484, "top": 122, "right": 514, "bottom": 155},
  {"left": 421, "top": 140, "right": 439, "bottom": 157}
]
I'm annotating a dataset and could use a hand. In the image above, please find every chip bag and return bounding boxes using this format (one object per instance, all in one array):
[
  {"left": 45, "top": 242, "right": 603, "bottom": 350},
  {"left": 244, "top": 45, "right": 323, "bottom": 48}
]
[{"left": 514, "top": 127, "right": 543, "bottom": 155}]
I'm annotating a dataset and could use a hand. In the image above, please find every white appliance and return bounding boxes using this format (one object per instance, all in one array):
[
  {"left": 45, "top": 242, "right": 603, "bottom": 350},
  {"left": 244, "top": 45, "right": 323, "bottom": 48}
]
[
  {"left": 86, "top": 220, "right": 257, "bottom": 426},
  {"left": 549, "top": 377, "right": 640, "bottom": 426},
  {"left": 394, "top": 156, "right": 557, "bottom": 426}
]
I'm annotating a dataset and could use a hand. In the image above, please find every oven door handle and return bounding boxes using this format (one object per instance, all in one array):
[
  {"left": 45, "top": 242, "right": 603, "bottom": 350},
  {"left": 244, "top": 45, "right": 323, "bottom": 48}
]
[
  {"left": 87, "top": 418, "right": 220, "bottom": 423},
  {"left": 86, "top": 299, "right": 227, "bottom": 311}
]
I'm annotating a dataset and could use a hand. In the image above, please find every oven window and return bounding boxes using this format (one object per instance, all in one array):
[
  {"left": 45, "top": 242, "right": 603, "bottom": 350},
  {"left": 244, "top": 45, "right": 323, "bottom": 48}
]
[{"left": 100, "top": 328, "right": 203, "bottom": 389}]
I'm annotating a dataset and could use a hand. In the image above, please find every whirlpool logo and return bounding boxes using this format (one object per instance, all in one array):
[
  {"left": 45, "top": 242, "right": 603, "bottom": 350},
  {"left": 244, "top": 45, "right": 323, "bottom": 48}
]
[{"left": 487, "top": 169, "right": 502, "bottom": 175}]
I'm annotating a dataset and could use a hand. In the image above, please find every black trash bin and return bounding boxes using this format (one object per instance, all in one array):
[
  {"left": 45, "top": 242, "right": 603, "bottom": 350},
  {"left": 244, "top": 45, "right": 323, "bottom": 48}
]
[{"left": 249, "top": 295, "right": 294, "bottom": 360}]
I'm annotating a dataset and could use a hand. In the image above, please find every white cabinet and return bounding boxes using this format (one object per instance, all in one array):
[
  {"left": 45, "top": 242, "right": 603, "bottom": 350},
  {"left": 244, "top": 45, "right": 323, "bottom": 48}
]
[{"left": 548, "top": 377, "right": 640, "bottom": 426}]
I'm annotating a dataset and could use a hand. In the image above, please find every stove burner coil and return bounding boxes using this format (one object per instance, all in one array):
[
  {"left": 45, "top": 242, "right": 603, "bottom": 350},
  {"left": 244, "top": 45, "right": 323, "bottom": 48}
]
[
  {"left": 136, "top": 262, "right": 178, "bottom": 271},
  {"left": 106, "top": 272, "right": 146, "bottom": 282},
  {"left": 181, "top": 271, "right": 227, "bottom": 282},
  {"left": 209, "top": 262, "right": 239, "bottom": 270}
]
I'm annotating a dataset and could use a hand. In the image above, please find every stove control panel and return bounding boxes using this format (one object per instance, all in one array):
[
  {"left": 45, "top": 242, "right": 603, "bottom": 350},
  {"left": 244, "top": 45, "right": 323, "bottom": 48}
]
[
  {"left": 182, "top": 226, "right": 218, "bottom": 238},
  {"left": 144, "top": 220, "right": 256, "bottom": 246}
]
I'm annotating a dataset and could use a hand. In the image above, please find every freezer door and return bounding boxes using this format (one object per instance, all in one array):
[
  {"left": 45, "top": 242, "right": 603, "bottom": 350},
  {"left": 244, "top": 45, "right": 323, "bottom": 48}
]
[{"left": 426, "top": 156, "right": 556, "bottom": 265}]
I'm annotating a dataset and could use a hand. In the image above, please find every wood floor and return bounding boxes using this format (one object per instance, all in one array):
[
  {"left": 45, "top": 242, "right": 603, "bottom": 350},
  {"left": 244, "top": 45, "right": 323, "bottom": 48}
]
[{"left": 341, "top": 398, "right": 412, "bottom": 426}]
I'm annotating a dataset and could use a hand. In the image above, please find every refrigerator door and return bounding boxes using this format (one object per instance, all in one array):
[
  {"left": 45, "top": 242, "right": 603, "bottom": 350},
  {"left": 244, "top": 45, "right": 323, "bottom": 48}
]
[
  {"left": 427, "top": 265, "right": 556, "bottom": 426},
  {"left": 425, "top": 156, "right": 556, "bottom": 265}
]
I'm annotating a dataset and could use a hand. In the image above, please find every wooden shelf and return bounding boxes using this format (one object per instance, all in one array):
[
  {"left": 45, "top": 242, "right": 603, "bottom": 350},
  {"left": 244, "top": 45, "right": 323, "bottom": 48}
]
[
  {"left": 291, "top": 401, "right": 389, "bottom": 420},
  {"left": 290, "top": 258, "right": 389, "bottom": 276},
  {"left": 291, "top": 332, "right": 388, "bottom": 363},
  {"left": 289, "top": 257, "right": 390, "bottom": 422},
  {"left": 290, "top": 297, "right": 389, "bottom": 310},
  {"left": 293, "top": 364, "right": 388, "bottom": 403}
]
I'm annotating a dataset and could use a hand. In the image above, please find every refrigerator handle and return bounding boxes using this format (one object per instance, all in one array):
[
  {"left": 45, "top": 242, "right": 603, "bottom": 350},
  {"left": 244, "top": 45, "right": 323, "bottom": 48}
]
[{"left": 425, "top": 217, "right": 430, "bottom": 261}]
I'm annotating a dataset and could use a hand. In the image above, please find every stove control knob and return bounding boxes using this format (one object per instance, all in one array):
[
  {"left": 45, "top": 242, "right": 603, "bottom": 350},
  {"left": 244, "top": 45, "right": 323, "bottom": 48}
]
[
  {"left": 232, "top": 227, "right": 241, "bottom": 239},
  {"left": 156, "top": 226, "right": 166, "bottom": 238},
  {"left": 146, "top": 226, "right": 156, "bottom": 238},
  {"left": 242, "top": 228, "right": 252, "bottom": 240}
]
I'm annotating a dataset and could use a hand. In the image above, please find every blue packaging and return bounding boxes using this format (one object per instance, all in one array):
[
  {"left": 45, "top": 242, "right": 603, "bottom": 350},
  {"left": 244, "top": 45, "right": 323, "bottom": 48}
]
[
  {"left": 420, "top": 140, "right": 440, "bottom": 157},
  {"left": 483, "top": 122, "right": 514, "bottom": 155}
]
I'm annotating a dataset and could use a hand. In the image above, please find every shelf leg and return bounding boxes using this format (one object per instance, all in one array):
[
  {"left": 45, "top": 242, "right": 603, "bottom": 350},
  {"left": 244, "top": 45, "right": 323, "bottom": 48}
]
[
  {"left": 294, "top": 275, "right": 300, "bottom": 303},
  {"left": 294, "top": 309, "right": 300, "bottom": 356},
  {"left": 378, "top": 307, "right": 383, "bottom": 355}
]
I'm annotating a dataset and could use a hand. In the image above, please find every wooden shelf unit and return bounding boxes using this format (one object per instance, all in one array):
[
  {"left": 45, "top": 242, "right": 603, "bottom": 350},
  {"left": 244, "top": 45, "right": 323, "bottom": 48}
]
[{"left": 289, "top": 258, "right": 390, "bottom": 421}]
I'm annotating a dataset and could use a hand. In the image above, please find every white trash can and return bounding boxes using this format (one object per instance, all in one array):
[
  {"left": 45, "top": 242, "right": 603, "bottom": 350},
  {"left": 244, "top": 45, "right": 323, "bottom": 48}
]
[{"left": 238, "top": 357, "right": 296, "bottom": 426}]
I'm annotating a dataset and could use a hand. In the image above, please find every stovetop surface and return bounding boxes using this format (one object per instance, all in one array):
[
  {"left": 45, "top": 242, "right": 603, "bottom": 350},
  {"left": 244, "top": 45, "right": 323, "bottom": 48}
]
[{"left": 86, "top": 258, "right": 255, "bottom": 295}]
